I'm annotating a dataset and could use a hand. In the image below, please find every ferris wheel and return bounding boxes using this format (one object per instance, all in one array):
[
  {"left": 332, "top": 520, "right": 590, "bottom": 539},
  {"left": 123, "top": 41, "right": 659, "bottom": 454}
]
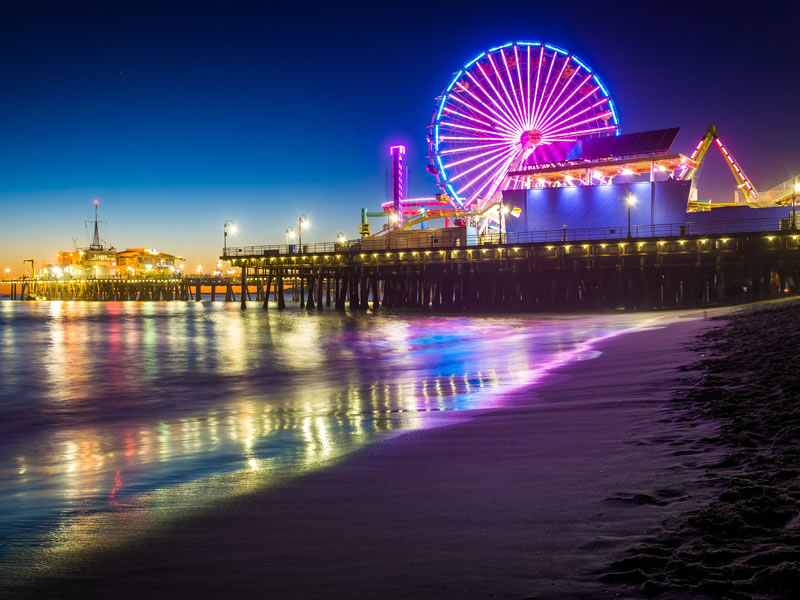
[{"left": 428, "top": 42, "right": 620, "bottom": 210}]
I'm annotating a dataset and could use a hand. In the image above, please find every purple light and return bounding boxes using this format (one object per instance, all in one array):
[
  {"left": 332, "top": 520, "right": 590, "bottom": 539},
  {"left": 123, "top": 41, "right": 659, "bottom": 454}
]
[
  {"left": 430, "top": 42, "right": 619, "bottom": 207},
  {"left": 389, "top": 145, "right": 406, "bottom": 155}
]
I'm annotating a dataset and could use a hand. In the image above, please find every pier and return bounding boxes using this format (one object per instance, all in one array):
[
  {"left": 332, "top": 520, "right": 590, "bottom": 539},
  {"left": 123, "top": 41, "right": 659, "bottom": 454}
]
[
  {"left": 5, "top": 218, "right": 799, "bottom": 311},
  {"left": 221, "top": 218, "right": 800, "bottom": 311}
]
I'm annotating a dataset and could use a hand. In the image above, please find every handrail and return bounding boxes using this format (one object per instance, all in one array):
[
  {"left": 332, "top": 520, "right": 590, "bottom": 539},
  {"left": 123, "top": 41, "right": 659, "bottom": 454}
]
[{"left": 223, "top": 215, "right": 793, "bottom": 256}]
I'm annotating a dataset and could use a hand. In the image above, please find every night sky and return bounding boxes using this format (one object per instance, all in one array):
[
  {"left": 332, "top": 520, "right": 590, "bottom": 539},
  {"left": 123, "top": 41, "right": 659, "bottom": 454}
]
[{"left": 1, "top": 1, "right": 799, "bottom": 273}]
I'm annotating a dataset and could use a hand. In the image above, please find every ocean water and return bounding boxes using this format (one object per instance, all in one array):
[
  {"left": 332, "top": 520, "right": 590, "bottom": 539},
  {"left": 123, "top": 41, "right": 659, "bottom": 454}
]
[{"left": 0, "top": 301, "right": 659, "bottom": 577}]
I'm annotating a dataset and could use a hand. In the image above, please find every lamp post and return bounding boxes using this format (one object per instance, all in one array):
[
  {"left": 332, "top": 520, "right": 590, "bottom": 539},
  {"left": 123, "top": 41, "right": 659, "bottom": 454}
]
[
  {"left": 627, "top": 193, "right": 637, "bottom": 239},
  {"left": 285, "top": 226, "right": 296, "bottom": 253},
  {"left": 223, "top": 220, "right": 237, "bottom": 256},
  {"left": 298, "top": 215, "right": 309, "bottom": 251}
]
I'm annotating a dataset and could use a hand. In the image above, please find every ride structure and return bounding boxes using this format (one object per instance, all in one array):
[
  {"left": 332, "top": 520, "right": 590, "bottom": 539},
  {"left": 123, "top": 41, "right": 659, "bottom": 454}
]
[
  {"left": 428, "top": 41, "right": 619, "bottom": 212},
  {"left": 357, "top": 40, "right": 795, "bottom": 241}
]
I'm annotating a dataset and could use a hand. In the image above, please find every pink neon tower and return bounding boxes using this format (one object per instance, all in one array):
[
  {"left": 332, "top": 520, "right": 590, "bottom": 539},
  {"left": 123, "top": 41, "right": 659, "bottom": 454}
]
[{"left": 390, "top": 145, "right": 406, "bottom": 227}]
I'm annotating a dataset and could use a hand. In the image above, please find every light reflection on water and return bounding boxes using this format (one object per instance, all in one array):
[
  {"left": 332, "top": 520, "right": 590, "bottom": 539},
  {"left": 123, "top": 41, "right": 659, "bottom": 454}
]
[{"left": 0, "top": 301, "right": 657, "bottom": 575}]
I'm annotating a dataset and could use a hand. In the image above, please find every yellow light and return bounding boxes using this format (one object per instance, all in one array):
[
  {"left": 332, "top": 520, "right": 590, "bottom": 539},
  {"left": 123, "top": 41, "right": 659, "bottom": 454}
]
[
  {"left": 413, "top": 251, "right": 418, "bottom": 255},
  {"left": 767, "top": 236, "right": 775, "bottom": 241},
  {"left": 627, "top": 194, "right": 637, "bottom": 206},
  {"left": 600, "top": 243, "right": 607, "bottom": 248},
  {"left": 721, "top": 238, "right": 729, "bottom": 243},
  {"left": 619, "top": 242, "right": 625, "bottom": 247},
  {"left": 564, "top": 245, "right": 571, "bottom": 251},
  {"left": 582, "top": 244, "right": 588, "bottom": 249},
  {"left": 793, "top": 236, "right": 798, "bottom": 241},
  {"left": 399, "top": 252, "right": 404, "bottom": 258},
  {"left": 545, "top": 245, "right": 553, "bottom": 250},
  {"left": 360, "top": 253, "right": 365, "bottom": 258},
  {"left": 699, "top": 239, "right": 708, "bottom": 244},
  {"left": 658, "top": 240, "right": 666, "bottom": 245},
  {"left": 679, "top": 240, "right": 686, "bottom": 245},
  {"left": 373, "top": 253, "right": 378, "bottom": 257},
  {"left": 439, "top": 250, "right": 445, "bottom": 254},
  {"left": 513, "top": 247, "right": 519, "bottom": 251},
  {"left": 425, "top": 251, "right": 431, "bottom": 255},
  {"left": 481, "top": 249, "right": 487, "bottom": 253},
  {"left": 336, "top": 255, "right": 341, "bottom": 259}
]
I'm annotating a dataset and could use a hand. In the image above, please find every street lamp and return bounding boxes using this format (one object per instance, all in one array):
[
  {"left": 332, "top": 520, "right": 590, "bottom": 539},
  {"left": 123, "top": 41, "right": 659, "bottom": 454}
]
[
  {"left": 337, "top": 232, "right": 347, "bottom": 247},
  {"left": 626, "top": 193, "right": 637, "bottom": 239},
  {"left": 285, "top": 226, "right": 296, "bottom": 253},
  {"left": 298, "top": 215, "right": 309, "bottom": 251},
  {"left": 223, "top": 220, "right": 237, "bottom": 256}
]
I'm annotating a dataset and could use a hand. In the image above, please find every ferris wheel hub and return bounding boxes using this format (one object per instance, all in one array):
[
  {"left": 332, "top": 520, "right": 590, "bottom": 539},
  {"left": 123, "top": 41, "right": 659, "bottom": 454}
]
[{"left": 520, "top": 129, "right": 543, "bottom": 149}]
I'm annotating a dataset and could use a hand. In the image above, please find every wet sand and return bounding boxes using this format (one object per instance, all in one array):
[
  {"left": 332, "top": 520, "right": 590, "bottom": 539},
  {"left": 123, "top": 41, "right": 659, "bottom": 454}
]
[{"left": 8, "top": 309, "right": 736, "bottom": 599}]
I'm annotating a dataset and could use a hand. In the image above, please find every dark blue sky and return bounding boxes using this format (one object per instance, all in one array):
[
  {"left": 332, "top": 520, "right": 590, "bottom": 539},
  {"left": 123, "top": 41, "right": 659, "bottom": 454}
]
[{"left": 1, "top": 0, "right": 799, "bottom": 270}]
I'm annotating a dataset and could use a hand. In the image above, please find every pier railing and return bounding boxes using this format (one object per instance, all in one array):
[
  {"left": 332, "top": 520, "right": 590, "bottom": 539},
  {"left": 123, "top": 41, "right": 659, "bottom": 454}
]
[{"left": 223, "top": 216, "right": 794, "bottom": 256}]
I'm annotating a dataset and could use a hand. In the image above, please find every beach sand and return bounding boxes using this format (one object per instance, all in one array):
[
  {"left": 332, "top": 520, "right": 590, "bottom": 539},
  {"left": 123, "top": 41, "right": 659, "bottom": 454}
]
[{"left": 8, "top": 309, "right": 740, "bottom": 599}]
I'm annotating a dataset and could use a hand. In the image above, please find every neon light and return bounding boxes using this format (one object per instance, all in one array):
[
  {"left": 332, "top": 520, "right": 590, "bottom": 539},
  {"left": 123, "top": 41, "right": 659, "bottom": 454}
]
[
  {"left": 539, "top": 94, "right": 606, "bottom": 134},
  {"left": 442, "top": 106, "right": 493, "bottom": 128},
  {"left": 450, "top": 145, "right": 517, "bottom": 183},
  {"left": 438, "top": 141, "right": 510, "bottom": 155},
  {"left": 545, "top": 43, "right": 568, "bottom": 55},
  {"left": 464, "top": 52, "right": 486, "bottom": 68},
  {"left": 431, "top": 41, "right": 620, "bottom": 208},
  {"left": 437, "top": 96, "right": 447, "bottom": 120},
  {"left": 443, "top": 144, "right": 514, "bottom": 169},
  {"left": 544, "top": 112, "right": 614, "bottom": 136},
  {"left": 491, "top": 50, "right": 524, "bottom": 130},
  {"left": 593, "top": 75, "right": 609, "bottom": 96},
  {"left": 447, "top": 91, "right": 518, "bottom": 134},
  {"left": 439, "top": 120, "right": 515, "bottom": 138},
  {"left": 477, "top": 59, "right": 524, "bottom": 130},
  {"left": 389, "top": 145, "right": 406, "bottom": 155},
  {"left": 571, "top": 56, "right": 590, "bottom": 71},
  {"left": 608, "top": 99, "right": 619, "bottom": 124},
  {"left": 536, "top": 72, "right": 592, "bottom": 132},
  {"left": 534, "top": 58, "right": 580, "bottom": 130},
  {"left": 446, "top": 70, "right": 463, "bottom": 92},
  {"left": 465, "top": 69, "right": 522, "bottom": 131}
]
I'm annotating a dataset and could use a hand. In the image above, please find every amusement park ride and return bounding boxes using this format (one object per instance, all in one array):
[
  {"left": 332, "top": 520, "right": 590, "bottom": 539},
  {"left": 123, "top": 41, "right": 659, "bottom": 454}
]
[{"left": 360, "top": 41, "right": 797, "bottom": 239}]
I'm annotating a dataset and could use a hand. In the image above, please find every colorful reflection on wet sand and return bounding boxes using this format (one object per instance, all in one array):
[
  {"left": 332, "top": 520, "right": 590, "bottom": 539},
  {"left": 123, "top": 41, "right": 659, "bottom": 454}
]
[{"left": 0, "top": 301, "right": 659, "bottom": 576}]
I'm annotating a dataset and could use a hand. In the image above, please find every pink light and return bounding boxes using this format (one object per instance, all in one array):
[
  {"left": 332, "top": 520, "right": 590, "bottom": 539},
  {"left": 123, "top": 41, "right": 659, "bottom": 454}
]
[
  {"left": 438, "top": 120, "right": 515, "bottom": 139},
  {"left": 539, "top": 95, "right": 607, "bottom": 135},
  {"left": 477, "top": 59, "right": 524, "bottom": 131},
  {"left": 536, "top": 75, "right": 595, "bottom": 132},
  {"left": 447, "top": 92, "right": 518, "bottom": 135},
  {"left": 443, "top": 144, "right": 514, "bottom": 169},
  {"left": 442, "top": 106, "right": 493, "bottom": 128},
  {"left": 456, "top": 145, "right": 519, "bottom": 194},
  {"left": 543, "top": 112, "right": 614, "bottom": 136},
  {"left": 530, "top": 47, "right": 557, "bottom": 131},
  {"left": 460, "top": 73, "right": 521, "bottom": 132},
  {"left": 530, "top": 46, "right": 545, "bottom": 128},
  {"left": 533, "top": 59, "right": 581, "bottom": 131},
  {"left": 497, "top": 48, "right": 525, "bottom": 131},
  {"left": 389, "top": 145, "right": 406, "bottom": 155},
  {"left": 449, "top": 145, "right": 518, "bottom": 183},
  {"left": 534, "top": 52, "right": 569, "bottom": 132},
  {"left": 439, "top": 141, "right": 511, "bottom": 155},
  {"left": 544, "top": 124, "right": 618, "bottom": 139}
]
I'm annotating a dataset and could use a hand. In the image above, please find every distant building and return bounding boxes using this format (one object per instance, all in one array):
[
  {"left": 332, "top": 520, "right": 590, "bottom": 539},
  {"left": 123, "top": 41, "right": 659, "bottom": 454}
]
[
  {"left": 117, "top": 248, "right": 184, "bottom": 277},
  {"left": 56, "top": 248, "right": 118, "bottom": 278}
]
